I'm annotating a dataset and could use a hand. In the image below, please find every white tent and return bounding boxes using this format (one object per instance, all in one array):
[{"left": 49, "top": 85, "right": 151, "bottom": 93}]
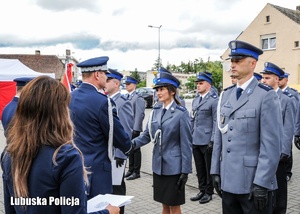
[
  {"left": 0, "top": 58, "right": 55, "bottom": 120},
  {"left": 0, "top": 58, "right": 55, "bottom": 80}
]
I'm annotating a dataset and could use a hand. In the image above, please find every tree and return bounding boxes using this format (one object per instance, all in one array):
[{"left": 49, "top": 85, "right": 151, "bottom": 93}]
[{"left": 130, "top": 69, "right": 141, "bottom": 83}]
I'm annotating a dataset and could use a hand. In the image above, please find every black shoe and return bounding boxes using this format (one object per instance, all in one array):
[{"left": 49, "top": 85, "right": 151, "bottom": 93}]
[
  {"left": 126, "top": 173, "right": 140, "bottom": 180},
  {"left": 287, "top": 175, "right": 291, "bottom": 182},
  {"left": 125, "top": 171, "right": 133, "bottom": 178},
  {"left": 199, "top": 193, "right": 212, "bottom": 204},
  {"left": 190, "top": 191, "right": 205, "bottom": 201}
]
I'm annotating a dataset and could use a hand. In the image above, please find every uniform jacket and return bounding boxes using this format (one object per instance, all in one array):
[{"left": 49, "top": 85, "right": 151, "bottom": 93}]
[
  {"left": 1, "top": 144, "right": 108, "bottom": 214},
  {"left": 133, "top": 101, "right": 193, "bottom": 176},
  {"left": 69, "top": 83, "right": 131, "bottom": 198},
  {"left": 287, "top": 87, "right": 300, "bottom": 135},
  {"left": 191, "top": 91, "right": 218, "bottom": 145},
  {"left": 128, "top": 91, "right": 145, "bottom": 132},
  {"left": 277, "top": 89, "right": 296, "bottom": 156},
  {"left": 112, "top": 92, "right": 134, "bottom": 159},
  {"left": 1, "top": 97, "right": 18, "bottom": 134},
  {"left": 211, "top": 78, "right": 282, "bottom": 194}
]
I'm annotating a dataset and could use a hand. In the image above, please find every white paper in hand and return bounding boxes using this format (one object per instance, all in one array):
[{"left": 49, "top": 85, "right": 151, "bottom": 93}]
[{"left": 87, "top": 194, "right": 134, "bottom": 213}]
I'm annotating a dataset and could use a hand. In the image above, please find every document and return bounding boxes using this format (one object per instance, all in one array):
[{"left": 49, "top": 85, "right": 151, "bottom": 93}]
[
  {"left": 87, "top": 194, "right": 134, "bottom": 213},
  {"left": 112, "top": 159, "right": 126, "bottom": 185}
]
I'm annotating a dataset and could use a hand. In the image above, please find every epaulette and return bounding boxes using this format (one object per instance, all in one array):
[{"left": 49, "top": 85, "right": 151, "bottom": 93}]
[
  {"left": 290, "top": 88, "right": 298, "bottom": 92},
  {"left": 120, "top": 95, "right": 127, "bottom": 101},
  {"left": 153, "top": 102, "right": 162, "bottom": 109},
  {"left": 258, "top": 83, "right": 272, "bottom": 91},
  {"left": 176, "top": 105, "right": 187, "bottom": 112},
  {"left": 283, "top": 91, "right": 293, "bottom": 98},
  {"left": 223, "top": 84, "right": 236, "bottom": 91},
  {"left": 210, "top": 92, "right": 218, "bottom": 99}
]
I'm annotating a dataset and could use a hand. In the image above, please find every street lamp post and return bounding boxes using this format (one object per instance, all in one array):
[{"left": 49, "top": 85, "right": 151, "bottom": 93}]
[{"left": 148, "top": 25, "right": 162, "bottom": 69}]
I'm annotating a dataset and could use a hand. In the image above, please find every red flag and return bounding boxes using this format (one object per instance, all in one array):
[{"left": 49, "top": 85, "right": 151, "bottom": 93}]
[{"left": 62, "top": 63, "right": 74, "bottom": 92}]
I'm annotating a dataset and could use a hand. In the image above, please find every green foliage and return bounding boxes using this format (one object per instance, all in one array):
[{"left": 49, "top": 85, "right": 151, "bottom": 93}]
[
  {"left": 158, "top": 57, "right": 223, "bottom": 93},
  {"left": 137, "top": 80, "right": 146, "bottom": 88},
  {"left": 130, "top": 70, "right": 141, "bottom": 83}
]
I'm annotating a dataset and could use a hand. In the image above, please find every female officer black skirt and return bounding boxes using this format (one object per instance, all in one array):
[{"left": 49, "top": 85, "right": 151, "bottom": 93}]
[{"left": 153, "top": 173, "right": 185, "bottom": 206}]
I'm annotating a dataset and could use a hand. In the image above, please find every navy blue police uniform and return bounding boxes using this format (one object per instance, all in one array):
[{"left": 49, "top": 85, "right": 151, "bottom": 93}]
[
  {"left": 69, "top": 57, "right": 131, "bottom": 199},
  {"left": 2, "top": 144, "right": 110, "bottom": 214}
]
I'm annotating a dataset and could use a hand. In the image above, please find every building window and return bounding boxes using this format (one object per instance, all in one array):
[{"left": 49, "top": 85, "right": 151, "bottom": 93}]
[
  {"left": 261, "top": 34, "right": 276, "bottom": 50},
  {"left": 295, "top": 41, "right": 299, "bottom": 48},
  {"left": 266, "top": 16, "right": 270, "bottom": 22}
]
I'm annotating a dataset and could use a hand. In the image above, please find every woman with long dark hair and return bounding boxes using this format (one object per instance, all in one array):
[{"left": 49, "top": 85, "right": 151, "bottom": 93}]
[{"left": 1, "top": 76, "right": 119, "bottom": 214}]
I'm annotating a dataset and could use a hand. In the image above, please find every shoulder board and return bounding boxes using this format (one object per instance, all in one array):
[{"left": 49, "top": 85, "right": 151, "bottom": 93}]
[
  {"left": 283, "top": 91, "right": 293, "bottom": 98},
  {"left": 258, "top": 83, "right": 273, "bottom": 91},
  {"left": 176, "top": 105, "right": 186, "bottom": 112},
  {"left": 210, "top": 92, "right": 218, "bottom": 99},
  {"left": 290, "top": 88, "right": 298, "bottom": 92},
  {"left": 120, "top": 95, "right": 127, "bottom": 101},
  {"left": 223, "top": 84, "right": 236, "bottom": 91},
  {"left": 153, "top": 102, "right": 162, "bottom": 109}
]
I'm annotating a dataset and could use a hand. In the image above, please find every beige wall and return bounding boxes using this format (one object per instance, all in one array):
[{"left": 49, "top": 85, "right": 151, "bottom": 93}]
[{"left": 221, "top": 3, "right": 300, "bottom": 89}]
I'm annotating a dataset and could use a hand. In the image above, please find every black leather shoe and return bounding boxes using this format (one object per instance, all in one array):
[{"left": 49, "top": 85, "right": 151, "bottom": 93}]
[
  {"left": 199, "top": 193, "right": 212, "bottom": 204},
  {"left": 190, "top": 191, "right": 205, "bottom": 201},
  {"left": 126, "top": 173, "right": 140, "bottom": 180},
  {"left": 125, "top": 171, "right": 133, "bottom": 178}
]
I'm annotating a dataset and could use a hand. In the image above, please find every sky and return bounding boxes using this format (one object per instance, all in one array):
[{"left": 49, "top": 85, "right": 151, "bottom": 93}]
[{"left": 0, "top": 0, "right": 299, "bottom": 71}]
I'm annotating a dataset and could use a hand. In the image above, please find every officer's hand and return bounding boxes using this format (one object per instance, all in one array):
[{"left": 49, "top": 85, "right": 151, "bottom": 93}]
[
  {"left": 248, "top": 184, "right": 268, "bottom": 211},
  {"left": 280, "top": 153, "right": 289, "bottom": 162},
  {"left": 132, "top": 130, "right": 140, "bottom": 139},
  {"left": 294, "top": 136, "right": 300, "bottom": 150},
  {"left": 115, "top": 157, "right": 125, "bottom": 168},
  {"left": 207, "top": 141, "right": 214, "bottom": 154},
  {"left": 177, "top": 173, "right": 188, "bottom": 191},
  {"left": 125, "top": 141, "right": 136, "bottom": 156},
  {"left": 105, "top": 204, "right": 120, "bottom": 214},
  {"left": 212, "top": 174, "right": 222, "bottom": 198}
]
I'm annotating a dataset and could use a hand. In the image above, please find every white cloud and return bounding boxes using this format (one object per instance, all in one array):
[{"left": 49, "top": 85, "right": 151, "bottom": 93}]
[{"left": 0, "top": 0, "right": 299, "bottom": 71}]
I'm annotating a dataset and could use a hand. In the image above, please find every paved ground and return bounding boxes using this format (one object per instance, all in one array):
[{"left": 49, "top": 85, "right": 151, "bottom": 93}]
[{"left": 0, "top": 99, "right": 300, "bottom": 213}]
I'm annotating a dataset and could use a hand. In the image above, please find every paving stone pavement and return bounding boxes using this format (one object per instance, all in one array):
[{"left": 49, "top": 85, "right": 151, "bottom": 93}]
[{"left": 0, "top": 99, "right": 300, "bottom": 213}]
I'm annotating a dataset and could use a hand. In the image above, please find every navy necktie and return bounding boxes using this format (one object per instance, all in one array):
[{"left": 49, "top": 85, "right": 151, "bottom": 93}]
[
  {"left": 199, "top": 96, "right": 202, "bottom": 104},
  {"left": 161, "top": 108, "right": 167, "bottom": 119},
  {"left": 236, "top": 88, "right": 243, "bottom": 100}
]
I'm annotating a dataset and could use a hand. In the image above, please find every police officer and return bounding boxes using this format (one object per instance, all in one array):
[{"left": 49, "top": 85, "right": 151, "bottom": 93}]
[
  {"left": 105, "top": 68, "right": 134, "bottom": 214},
  {"left": 230, "top": 74, "right": 237, "bottom": 85},
  {"left": 124, "top": 76, "right": 145, "bottom": 180},
  {"left": 254, "top": 72, "right": 262, "bottom": 82},
  {"left": 1, "top": 77, "right": 34, "bottom": 134},
  {"left": 261, "top": 62, "right": 296, "bottom": 214},
  {"left": 190, "top": 72, "right": 218, "bottom": 204},
  {"left": 131, "top": 71, "right": 192, "bottom": 214},
  {"left": 69, "top": 56, "right": 132, "bottom": 199},
  {"left": 279, "top": 72, "right": 300, "bottom": 181},
  {"left": 211, "top": 40, "right": 282, "bottom": 214}
]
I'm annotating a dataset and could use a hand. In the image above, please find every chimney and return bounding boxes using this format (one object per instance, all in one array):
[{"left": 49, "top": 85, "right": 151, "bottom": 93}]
[
  {"left": 296, "top": 5, "right": 300, "bottom": 11},
  {"left": 35, "top": 50, "right": 41, "bottom": 55},
  {"left": 66, "top": 49, "right": 71, "bottom": 56}
]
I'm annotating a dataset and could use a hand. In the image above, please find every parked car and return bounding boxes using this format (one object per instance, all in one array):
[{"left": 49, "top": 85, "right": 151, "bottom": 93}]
[{"left": 136, "top": 87, "right": 154, "bottom": 108}]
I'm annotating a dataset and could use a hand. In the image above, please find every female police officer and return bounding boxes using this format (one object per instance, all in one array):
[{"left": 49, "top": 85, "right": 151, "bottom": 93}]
[{"left": 130, "top": 72, "right": 192, "bottom": 214}]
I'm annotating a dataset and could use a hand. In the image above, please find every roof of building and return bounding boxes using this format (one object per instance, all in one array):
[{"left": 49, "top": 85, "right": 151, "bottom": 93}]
[
  {"left": 270, "top": 4, "right": 300, "bottom": 25},
  {"left": 0, "top": 54, "right": 65, "bottom": 79}
]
